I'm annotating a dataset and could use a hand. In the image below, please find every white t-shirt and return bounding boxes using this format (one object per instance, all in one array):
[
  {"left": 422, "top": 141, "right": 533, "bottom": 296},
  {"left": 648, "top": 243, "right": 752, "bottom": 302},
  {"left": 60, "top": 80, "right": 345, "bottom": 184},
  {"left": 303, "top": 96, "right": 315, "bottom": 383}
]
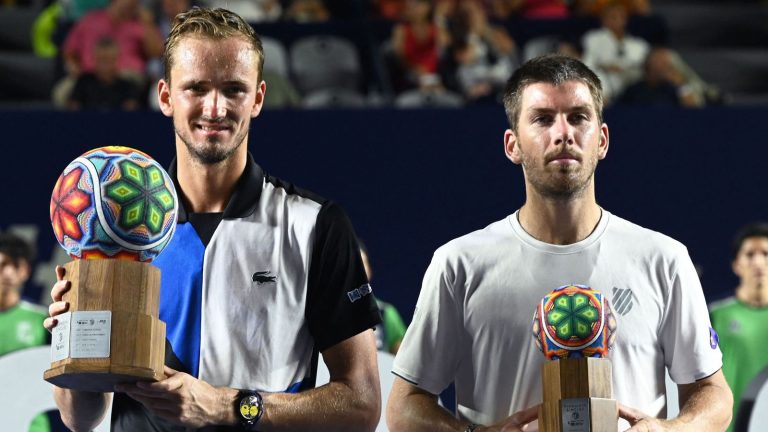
[
  {"left": 393, "top": 210, "right": 722, "bottom": 429},
  {"left": 582, "top": 28, "right": 649, "bottom": 100}
]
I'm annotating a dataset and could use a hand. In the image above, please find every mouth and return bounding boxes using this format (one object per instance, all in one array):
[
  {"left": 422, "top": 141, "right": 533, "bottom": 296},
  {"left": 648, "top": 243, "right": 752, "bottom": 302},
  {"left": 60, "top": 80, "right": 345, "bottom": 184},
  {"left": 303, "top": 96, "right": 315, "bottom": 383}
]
[
  {"left": 547, "top": 153, "right": 580, "bottom": 164},
  {"left": 194, "top": 122, "right": 232, "bottom": 136}
]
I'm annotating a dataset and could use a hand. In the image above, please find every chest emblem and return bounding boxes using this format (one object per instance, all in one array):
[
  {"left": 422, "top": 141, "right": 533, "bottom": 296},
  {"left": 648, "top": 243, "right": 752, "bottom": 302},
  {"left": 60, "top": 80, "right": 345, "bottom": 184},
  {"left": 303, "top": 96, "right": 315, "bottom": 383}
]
[
  {"left": 611, "top": 287, "right": 637, "bottom": 316},
  {"left": 252, "top": 271, "right": 277, "bottom": 284}
]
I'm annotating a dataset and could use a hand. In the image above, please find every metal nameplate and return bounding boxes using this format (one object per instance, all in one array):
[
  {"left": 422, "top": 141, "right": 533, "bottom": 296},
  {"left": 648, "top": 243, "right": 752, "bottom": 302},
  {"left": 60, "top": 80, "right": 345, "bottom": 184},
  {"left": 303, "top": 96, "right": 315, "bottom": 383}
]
[{"left": 561, "top": 398, "right": 590, "bottom": 432}]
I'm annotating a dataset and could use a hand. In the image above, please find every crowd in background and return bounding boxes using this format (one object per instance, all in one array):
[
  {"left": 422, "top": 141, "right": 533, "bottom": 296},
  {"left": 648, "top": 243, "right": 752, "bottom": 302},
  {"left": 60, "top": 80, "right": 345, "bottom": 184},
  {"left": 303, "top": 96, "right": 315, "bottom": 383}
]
[{"left": 0, "top": 0, "right": 727, "bottom": 110}]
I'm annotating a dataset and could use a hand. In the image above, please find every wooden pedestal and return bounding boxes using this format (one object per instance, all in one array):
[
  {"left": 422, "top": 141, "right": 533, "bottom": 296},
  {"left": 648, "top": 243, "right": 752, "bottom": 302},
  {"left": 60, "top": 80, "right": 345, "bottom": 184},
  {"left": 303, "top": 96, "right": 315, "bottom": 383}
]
[
  {"left": 43, "top": 260, "right": 166, "bottom": 392},
  {"left": 539, "top": 358, "right": 618, "bottom": 432}
]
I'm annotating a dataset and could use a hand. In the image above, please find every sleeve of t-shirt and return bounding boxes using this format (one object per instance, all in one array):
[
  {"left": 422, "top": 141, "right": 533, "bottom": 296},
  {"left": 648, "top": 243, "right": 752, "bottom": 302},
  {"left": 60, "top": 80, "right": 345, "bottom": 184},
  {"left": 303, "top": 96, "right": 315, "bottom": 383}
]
[
  {"left": 391, "top": 247, "right": 463, "bottom": 396},
  {"left": 661, "top": 245, "right": 723, "bottom": 384},
  {"left": 305, "top": 201, "right": 381, "bottom": 352}
]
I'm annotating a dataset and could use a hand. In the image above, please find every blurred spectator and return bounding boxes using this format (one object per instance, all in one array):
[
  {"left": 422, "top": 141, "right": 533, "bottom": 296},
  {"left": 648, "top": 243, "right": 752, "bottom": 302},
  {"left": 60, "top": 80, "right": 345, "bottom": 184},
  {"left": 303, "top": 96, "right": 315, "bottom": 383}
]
[
  {"left": 284, "top": 0, "right": 330, "bottom": 22},
  {"left": 199, "top": 0, "right": 281, "bottom": 22},
  {"left": 262, "top": 72, "right": 302, "bottom": 108},
  {"left": 438, "top": 0, "right": 518, "bottom": 104},
  {"left": 618, "top": 47, "right": 701, "bottom": 107},
  {"left": 146, "top": 0, "right": 192, "bottom": 110},
  {"left": 0, "top": 233, "right": 50, "bottom": 432},
  {"left": 710, "top": 223, "right": 768, "bottom": 432},
  {"left": 31, "top": 2, "right": 63, "bottom": 58},
  {"left": 59, "top": 0, "right": 110, "bottom": 21},
  {"left": 67, "top": 37, "right": 141, "bottom": 110},
  {"left": 359, "top": 241, "right": 407, "bottom": 355},
  {"left": 53, "top": 0, "right": 163, "bottom": 107},
  {"left": 581, "top": 1, "right": 648, "bottom": 102},
  {"left": 151, "top": 0, "right": 193, "bottom": 37},
  {"left": 374, "top": 0, "right": 405, "bottom": 19},
  {"left": 492, "top": 0, "right": 569, "bottom": 19},
  {"left": 572, "top": 0, "right": 650, "bottom": 17},
  {"left": 388, "top": 0, "right": 448, "bottom": 93}
]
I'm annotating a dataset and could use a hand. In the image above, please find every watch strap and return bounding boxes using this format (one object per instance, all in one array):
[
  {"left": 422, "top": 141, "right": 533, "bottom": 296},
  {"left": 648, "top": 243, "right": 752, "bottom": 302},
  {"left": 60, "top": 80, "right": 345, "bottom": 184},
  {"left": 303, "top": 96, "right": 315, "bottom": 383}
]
[{"left": 236, "top": 389, "right": 264, "bottom": 428}]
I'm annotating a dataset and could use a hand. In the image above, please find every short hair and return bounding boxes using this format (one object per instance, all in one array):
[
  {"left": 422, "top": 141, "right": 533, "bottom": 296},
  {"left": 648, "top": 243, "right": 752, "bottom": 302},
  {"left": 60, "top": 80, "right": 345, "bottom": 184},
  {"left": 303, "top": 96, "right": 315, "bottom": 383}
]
[
  {"left": 731, "top": 222, "right": 768, "bottom": 261},
  {"left": 502, "top": 54, "right": 604, "bottom": 132},
  {"left": 0, "top": 233, "right": 34, "bottom": 265},
  {"left": 163, "top": 7, "right": 264, "bottom": 83}
]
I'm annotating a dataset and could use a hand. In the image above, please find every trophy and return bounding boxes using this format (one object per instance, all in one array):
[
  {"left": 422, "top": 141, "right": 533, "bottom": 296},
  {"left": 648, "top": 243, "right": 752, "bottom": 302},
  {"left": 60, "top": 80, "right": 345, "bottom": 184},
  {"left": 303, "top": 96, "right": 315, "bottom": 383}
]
[
  {"left": 44, "top": 146, "right": 177, "bottom": 392},
  {"left": 532, "top": 284, "right": 618, "bottom": 432}
]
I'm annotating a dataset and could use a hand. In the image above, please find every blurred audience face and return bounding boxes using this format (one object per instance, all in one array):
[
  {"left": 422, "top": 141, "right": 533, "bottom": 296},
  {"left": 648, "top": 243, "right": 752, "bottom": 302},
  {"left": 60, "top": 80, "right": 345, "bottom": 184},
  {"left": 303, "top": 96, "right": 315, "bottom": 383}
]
[
  {"left": 644, "top": 48, "right": 682, "bottom": 85},
  {"left": 733, "top": 237, "right": 768, "bottom": 287},
  {"left": 601, "top": 4, "right": 628, "bottom": 36},
  {"left": 94, "top": 39, "right": 120, "bottom": 79},
  {"left": 110, "top": 0, "right": 141, "bottom": 18},
  {"left": 0, "top": 252, "right": 29, "bottom": 296},
  {"left": 404, "top": 0, "right": 432, "bottom": 22},
  {"left": 163, "top": 0, "right": 190, "bottom": 19}
]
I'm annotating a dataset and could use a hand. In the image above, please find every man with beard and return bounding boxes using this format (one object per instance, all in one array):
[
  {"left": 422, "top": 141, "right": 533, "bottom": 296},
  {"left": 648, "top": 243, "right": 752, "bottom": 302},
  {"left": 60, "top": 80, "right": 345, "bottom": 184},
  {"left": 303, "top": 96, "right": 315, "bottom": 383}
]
[
  {"left": 386, "top": 54, "right": 732, "bottom": 432},
  {"left": 44, "top": 8, "right": 381, "bottom": 431}
]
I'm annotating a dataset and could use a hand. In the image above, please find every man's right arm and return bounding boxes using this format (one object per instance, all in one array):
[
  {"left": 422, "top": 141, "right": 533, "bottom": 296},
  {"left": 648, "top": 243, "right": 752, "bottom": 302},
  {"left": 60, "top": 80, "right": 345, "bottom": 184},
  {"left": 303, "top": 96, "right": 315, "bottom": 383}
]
[
  {"left": 386, "top": 377, "right": 538, "bottom": 432},
  {"left": 45, "top": 265, "right": 112, "bottom": 431},
  {"left": 387, "top": 376, "right": 472, "bottom": 432}
]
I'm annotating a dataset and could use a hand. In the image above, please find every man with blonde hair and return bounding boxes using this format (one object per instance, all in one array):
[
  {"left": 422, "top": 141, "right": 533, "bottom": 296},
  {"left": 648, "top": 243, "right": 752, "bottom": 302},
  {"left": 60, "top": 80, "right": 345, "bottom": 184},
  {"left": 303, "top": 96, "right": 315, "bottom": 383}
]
[{"left": 46, "top": 8, "right": 381, "bottom": 431}]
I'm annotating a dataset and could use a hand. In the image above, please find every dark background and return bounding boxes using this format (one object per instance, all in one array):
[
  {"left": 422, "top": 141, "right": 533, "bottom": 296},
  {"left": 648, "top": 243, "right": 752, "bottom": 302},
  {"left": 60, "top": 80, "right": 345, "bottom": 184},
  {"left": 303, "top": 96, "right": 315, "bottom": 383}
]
[{"left": 2, "top": 106, "right": 765, "bottom": 322}]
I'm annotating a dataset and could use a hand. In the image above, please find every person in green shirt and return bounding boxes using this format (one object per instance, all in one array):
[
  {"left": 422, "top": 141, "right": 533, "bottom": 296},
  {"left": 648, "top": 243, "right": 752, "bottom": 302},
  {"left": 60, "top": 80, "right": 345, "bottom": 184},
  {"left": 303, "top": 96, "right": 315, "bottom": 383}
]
[
  {"left": 710, "top": 222, "right": 768, "bottom": 432},
  {"left": 0, "top": 232, "right": 51, "bottom": 432},
  {"left": 359, "top": 241, "right": 407, "bottom": 354}
]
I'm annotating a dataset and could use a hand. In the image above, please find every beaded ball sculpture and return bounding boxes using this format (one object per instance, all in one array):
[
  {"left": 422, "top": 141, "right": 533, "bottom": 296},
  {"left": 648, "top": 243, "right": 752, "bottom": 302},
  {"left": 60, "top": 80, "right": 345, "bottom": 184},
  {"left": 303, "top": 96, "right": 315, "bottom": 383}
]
[
  {"left": 532, "top": 284, "right": 617, "bottom": 360},
  {"left": 50, "top": 146, "right": 178, "bottom": 262}
]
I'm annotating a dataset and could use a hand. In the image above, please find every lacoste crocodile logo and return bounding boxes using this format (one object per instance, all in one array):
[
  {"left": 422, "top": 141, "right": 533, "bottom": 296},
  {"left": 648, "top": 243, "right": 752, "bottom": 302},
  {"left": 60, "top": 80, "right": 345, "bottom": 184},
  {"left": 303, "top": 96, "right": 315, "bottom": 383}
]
[{"left": 252, "top": 271, "right": 276, "bottom": 284}]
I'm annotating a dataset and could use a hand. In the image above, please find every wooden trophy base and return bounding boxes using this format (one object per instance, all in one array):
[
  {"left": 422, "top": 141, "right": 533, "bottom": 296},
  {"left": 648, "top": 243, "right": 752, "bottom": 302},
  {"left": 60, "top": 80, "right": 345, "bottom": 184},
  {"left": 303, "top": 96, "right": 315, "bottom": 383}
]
[
  {"left": 44, "top": 260, "right": 166, "bottom": 392},
  {"left": 539, "top": 358, "right": 618, "bottom": 432}
]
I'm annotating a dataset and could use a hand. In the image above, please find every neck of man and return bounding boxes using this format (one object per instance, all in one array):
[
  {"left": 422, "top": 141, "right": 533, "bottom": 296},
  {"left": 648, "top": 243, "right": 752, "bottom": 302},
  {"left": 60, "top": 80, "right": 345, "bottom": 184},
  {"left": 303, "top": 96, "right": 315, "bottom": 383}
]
[
  {"left": 175, "top": 142, "right": 248, "bottom": 213},
  {"left": 0, "top": 288, "right": 20, "bottom": 312},
  {"left": 518, "top": 185, "right": 602, "bottom": 245},
  {"left": 736, "top": 278, "right": 768, "bottom": 308}
]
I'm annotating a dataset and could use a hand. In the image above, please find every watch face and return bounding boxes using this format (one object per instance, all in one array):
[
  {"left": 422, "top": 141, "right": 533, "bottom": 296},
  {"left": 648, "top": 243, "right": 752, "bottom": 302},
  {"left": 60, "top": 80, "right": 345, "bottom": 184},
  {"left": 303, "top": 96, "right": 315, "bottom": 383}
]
[{"left": 240, "top": 395, "right": 261, "bottom": 421}]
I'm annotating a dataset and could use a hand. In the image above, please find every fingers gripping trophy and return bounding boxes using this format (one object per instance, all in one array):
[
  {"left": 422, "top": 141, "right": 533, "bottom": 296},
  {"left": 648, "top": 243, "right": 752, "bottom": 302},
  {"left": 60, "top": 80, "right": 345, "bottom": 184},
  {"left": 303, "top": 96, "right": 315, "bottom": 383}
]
[
  {"left": 532, "top": 285, "right": 619, "bottom": 432},
  {"left": 45, "top": 146, "right": 177, "bottom": 392}
]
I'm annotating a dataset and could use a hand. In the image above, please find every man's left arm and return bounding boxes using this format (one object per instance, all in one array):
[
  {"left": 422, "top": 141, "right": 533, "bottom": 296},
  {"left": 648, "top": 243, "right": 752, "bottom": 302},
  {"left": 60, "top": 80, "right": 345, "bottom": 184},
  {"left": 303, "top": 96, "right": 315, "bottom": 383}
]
[
  {"left": 620, "top": 369, "right": 732, "bottom": 432},
  {"left": 258, "top": 329, "right": 380, "bottom": 431},
  {"left": 118, "top": 329, "right": 380, "bottom": 431}
]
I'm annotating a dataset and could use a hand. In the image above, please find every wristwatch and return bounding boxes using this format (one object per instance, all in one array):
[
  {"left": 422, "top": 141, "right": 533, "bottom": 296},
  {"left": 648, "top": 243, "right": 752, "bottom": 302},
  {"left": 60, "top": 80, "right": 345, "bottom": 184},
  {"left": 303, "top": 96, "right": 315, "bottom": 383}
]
[{"left": 236, "top": 389, "right": 264, "bottom": 429}]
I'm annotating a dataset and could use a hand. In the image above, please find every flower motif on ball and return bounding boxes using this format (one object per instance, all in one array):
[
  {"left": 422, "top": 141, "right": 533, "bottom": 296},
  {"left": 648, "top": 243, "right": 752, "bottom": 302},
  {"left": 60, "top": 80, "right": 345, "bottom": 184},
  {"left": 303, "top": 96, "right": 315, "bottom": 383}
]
[
  {"left": 532, "top": 284, "right": 617, "bottom": 360},
  {"left": 50, "top": 146, "right": 178, "bottom": 262},
  {"left": 50, "top": 167, "right": 92, "bottom": 244},
  {"left": 105, "top": 160, "right": 175, "bottom": 236}
]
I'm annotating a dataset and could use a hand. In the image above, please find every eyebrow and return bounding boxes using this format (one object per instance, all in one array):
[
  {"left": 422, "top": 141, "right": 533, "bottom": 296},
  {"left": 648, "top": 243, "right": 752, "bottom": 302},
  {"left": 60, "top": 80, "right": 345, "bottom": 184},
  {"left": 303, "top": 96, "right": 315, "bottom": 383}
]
[{"left": 528, "top": 105, "right": 593, "bottom": 114}]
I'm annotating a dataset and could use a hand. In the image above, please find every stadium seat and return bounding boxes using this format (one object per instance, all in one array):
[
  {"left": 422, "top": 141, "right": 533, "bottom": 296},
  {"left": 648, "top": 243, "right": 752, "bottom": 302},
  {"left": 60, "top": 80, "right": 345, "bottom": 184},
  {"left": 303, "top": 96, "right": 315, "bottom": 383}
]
[{"left": 289, "top": 35, "right": 362, "bottom": 96}]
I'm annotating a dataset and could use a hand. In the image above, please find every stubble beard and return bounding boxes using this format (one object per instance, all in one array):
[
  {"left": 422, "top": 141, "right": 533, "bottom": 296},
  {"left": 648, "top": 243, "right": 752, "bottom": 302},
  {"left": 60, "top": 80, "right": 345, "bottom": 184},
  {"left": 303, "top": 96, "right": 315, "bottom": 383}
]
[
  {"left": 521, "top": 152, "right": 597, "bottom": 201},
  {"left": 175, "top": 122, "right": 249, "bottom": 166}
]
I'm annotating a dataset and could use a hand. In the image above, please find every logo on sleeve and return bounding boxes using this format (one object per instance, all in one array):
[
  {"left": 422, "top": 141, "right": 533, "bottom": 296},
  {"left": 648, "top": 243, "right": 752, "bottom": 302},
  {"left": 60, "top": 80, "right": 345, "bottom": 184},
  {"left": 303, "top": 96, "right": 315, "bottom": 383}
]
[
  {"left": 347, "top": 283, "right": 372, "bottom": 303},
  {"left": 709, "top": 327, "right": 719, "bottom": 349},
  {"left": 252, "top": 271, "right": 277, "bottom": 285}
]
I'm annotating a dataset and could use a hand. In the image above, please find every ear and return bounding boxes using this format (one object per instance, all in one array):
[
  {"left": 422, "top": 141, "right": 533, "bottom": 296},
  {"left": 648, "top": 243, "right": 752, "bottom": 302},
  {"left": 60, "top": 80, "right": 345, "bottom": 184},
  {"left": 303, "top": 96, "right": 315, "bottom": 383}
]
[
  {"left": 597, "top": 123, "right": 609, "bottom": 160},
  {"left": 504, "top": 129, "right": 522, "bottom": 165},
  {"left": 157, "top": 79, "right": 173, "bottom": 118},
  {"left": 18, "top": 260, "right": 30, "bottom": 284},
  {"left": 732, "top": 259, "right": 741, "bottom": 278},
  {"left": 251, "top": 80, "right": 266, "bottom": 118}
]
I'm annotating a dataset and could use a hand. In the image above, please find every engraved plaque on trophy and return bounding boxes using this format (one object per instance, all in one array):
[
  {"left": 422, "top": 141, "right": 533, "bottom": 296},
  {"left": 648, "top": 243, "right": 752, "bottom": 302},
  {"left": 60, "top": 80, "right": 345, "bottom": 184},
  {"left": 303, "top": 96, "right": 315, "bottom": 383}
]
[
  {"left": 44, "top": 146, "right": 177, "bottom": 392},
  {"left": 532, "top": 285, "right": 619, "bottom": 432}
]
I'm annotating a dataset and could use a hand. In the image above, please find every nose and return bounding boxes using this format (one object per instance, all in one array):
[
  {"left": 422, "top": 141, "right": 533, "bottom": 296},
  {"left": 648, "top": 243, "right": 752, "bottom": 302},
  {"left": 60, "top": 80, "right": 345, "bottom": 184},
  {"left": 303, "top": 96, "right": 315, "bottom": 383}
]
[
  {"left": 553, "top": 114, "right": 574, "bottom": 146},
  {"left": 202, "top": 90, "right": 226, "bottom": 119}
]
